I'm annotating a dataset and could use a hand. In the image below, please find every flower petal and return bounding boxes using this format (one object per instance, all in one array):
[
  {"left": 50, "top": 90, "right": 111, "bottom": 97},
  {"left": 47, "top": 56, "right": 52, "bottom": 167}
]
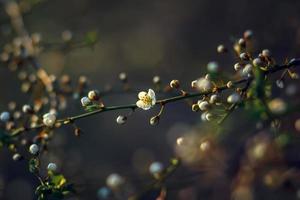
[
  {"left": 147, "top": 89, "right": 156, "bottom": 99},
  {"left": 138, "top": 91, "right": 147, "bottom": 99},
  {"left": 136, "top": 100, "right": 152, "bottom": 110}
]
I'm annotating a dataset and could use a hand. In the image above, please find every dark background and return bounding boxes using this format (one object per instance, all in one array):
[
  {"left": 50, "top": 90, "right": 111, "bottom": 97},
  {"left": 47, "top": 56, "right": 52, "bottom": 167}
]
[{"left": 0, "top": 0, "right": 300, "bottom": 199}]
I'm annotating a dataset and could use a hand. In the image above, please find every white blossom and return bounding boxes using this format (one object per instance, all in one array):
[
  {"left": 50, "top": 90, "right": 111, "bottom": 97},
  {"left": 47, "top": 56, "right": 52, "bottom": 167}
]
[
  {"left": 136, "top": 89, "right": 156, "bottom": 110},
  {"left": 42, "top": 112, "right": 56, "bottom": 127}
]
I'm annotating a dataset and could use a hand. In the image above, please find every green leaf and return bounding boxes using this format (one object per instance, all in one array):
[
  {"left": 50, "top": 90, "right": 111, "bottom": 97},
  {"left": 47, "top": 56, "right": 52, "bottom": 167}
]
[
  {"left": 51, "top": 174, "right": 67, "bottom": 188},
  {"left": 84, "top": 31, "right": 98, "bottom": 47}
]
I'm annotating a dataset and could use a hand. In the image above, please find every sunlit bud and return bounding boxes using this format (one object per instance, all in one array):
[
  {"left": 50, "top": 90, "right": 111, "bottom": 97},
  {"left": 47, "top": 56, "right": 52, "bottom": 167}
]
[
  {"left": 22, "top": 104, "right": 33, "bottom": 114},
  {"left": 176, "top": 137, "right": 184, "bottom": 146},
  {"left": 42, "top": 113, "right": 56, "bottom": 127},
  {"left": 200, "top": 140, "right": 210, "bottom": 151},
  {"left": 81, "top": 96, "right": 91, "bottom": 107},
  {"left": 242, "top": 64, "right": 253, "bottom": 76},
  {"left": 119, "top": 72, "right": 127, "bottom": 82},
  {"left": 276, "top": 80, "right": 284, "bottom": 89},
  {"left": 0, "top": 111, "right": 10, "bottom": 122},
  {"left": 234, "top": 63, "right": 242, "bottom": 71},
  {"left": 198, "top": 100, "right": 209, "bottom": 111},
  {"left": 207, "top": 61, "right": 219, "bottom": 73},
  {"left": 238, "top": 38, "right": 246, "bottom": 47},
  {"left": 209, "top": 94, "right": 219, "bottom": 104},
  {"left": 106, "top": 173, "right": 124, "bottom": 189},
  {"left": 12, "top": 153, "right": 23, "bottom": 161},
  {"left": 295, "top": 118, "right": 300, "bottom": 132},
  {"left": 149, "top": 162, "right": 164, "bottom": 175},
  {"left": 170, "top": 80, "right": 180, "bottom": 89},
  {"left": 239, "top": 52, "right": 249, "bottom": 61},
  {"left": 243, "top": 30, "right": 253, "bottom": 40},
  {"left": 226, "top": 81, "right": 234, "bottom": 88},
  {"left": 205, "top": 112, "right": 213, "bottom": 121},
  {"left": 253, "top": 58, "right": 263, "bottom": 66},
  {"left": 116, "top": 115, "right": 127, "bottom": 125},
  {"left": 227, "top": 93, "right": 241, "bottom": 103},
  {"left": 61, "top": 30, "right": 73, "bottom": 42},
  {"left": 29, "top": 144, "right": 39, "bottom": 155},
  {"left": 217, "top": 44, "right": 227, "bottom": 53},
  {"left": 47, "top": 162, "right": 57, "bottom": 172},
  {"left": 150, "top": 116, "right": 160, "bottom": 126},
  {"left": 88, "top": 90, "right": 100, "bottom": 101},
  {"left": 192, "top": 104, "right": 200, "bottom": 112},
  {"left": 153, "top": 76, "right": 161, "bottom": 84},
  {"left": 191, "top": 80, "right": 197, "bottom": 88},
  {"left": 268, "top": 98, "right": 286, "bottom": 114},
  {"left": 262, "top": 49, "right": 271, "bottom": 57}
]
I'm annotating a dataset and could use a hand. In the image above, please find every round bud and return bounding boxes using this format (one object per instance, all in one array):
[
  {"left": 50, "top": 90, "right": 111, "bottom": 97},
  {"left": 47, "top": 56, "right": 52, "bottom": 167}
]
[
  {"left": 0, "top": 111, "right": 10, "bottom": 122},
  {"left": 192, "top": 104, "right": 200, "bottom": 112},
  {"left": 22, "top": 104, "right": 33, "bottom": 114},
  {"left": 42, "top": 113, "right": 56, "bottom": 127},
  {"left": 29, "top": 144, "right": 39, "bottom": 155},
  {"left": 242, "top": 64, "right": 253, "bottom": 76},
  {"left": 253, "top": 58, "right": 262, "bottom": 67},
  {"left": 119, "top": 72, "right": 127, "bottom": 82},
  {"left": 227, "top": 93, "right": 241, "bottom": 104},
  {"left": 152, "top": 76, "right": 161, "bottom": 84},
  {"left": 198, "top": 101, "right": 209, "bottom": 111},
  {"left": 170, "top": 80, "right": 180, "bottom": 89},
  {"left": 217, "top": 44, "right": 227, "bottom": 53},
  {"left": 243, "top": 30, "right": 253, "bottom": 40},
  {"left": 209, "top": 94, "right": 219, "bottom": 104},
  {"left": 81, "top": 96, "right": 91, "bottom": 107},
  {"left": 12, "top": 153, "right": 23, "bottom": 161},
  {"left": 116, "top": 115, "right": 127, "bottom": 125},
  {"left": 88, "top": 90, "right": 100, "bottom": 101},
  {"left": 262, "top": 49, "right": 271, "bottom": 57},
  {"left": 226, "top": 81, "right": 234, "bottom": 88},
  {"left": 150, "top": 116, "right": 160, "bottom": 126},
  {"left": 191, "top": 80, "right": 197, "bottom": 88},
  {"left": 207, "top": 61, "right": 219, "bottom": 73},
  {"left": 239, "top": 52, "right": 249, "bottom": 61},
  {"left": 234, "top": 63, "right": 242, "bottom": 71},
  {"left": 149, "top": 162, "right": 164, "bottom": 175},
  {"left": 106, "top": 173, "right": 124, "bottom": 189},
  {"left": 238, "top": 38, "right": 246, "bottom": 47},
  {"left": 205, "top": 112, "right": 213, "bottom": 121},
  {"left": 47, "top": 162, "right": 57, "bottom": 172}
]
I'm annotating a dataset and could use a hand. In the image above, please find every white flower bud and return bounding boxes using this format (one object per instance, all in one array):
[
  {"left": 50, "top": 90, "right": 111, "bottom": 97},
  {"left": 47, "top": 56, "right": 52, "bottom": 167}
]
[
  {"left": 234, "top": 63, "right": 242, "bottom": 71},
  {"left": 88, "top": 90, "right": 100, "bottom": 101},
  {"left": 81, "top": 96, "right": 91, "bottom": 107},
  {"left": 239, "top": 52, "right": 249, "bottom": 61},
  {"left": 242, "top": 64, "right": 253, "bottom": 76},
  {"left": 153, "top": 76, "right": 160, "bottom": 84},
  {"left": 22, "top": 104, "right": 33, "bottom": 114},
  {"left": 262, "top": 49, "right": 271, "bottom": 57},
  {"left": 29, "top": 144, "right": 39, "bottom": 155},
  {"left": 149, "top": 162, "right": 164, "bottom": 175},
  {"left": 42, "top": 113, "right": 56, "bottom": 127},
  {"left": 119, "top": 72, "right": 127, "bottom": 81},
  {"left": 209, "top": 94, "right": 219, "bottom": 104},
  {"left": 207, "top": 61, "right": 219, "bottom": 73},
  {"left": 217, "top": 44, "right": 227, "bottom": 53},
  {"left": 227, "top": 93, "right": 241, "bottom": 104},
  {"left": 106, "top": 173, "right": 124, "bottom": 189},
  {"left": 47, "top": 162, "right": 57, "bottom": 172},
  {"left": 12, "top": 153, "right": 22, "bottom": 161},
  {"left": 205, "top": 112, "right": 213, "bottom": 121},
  {"left": 116, "top": 115, "right": 127, "bottom": 125},
  {"left": 0, "top": 111, "right": 10, "bottom": 122},
  {"left": 253, "top": 58, "right": 262, "bottom": 67},
  {"left": 191, "top": 80, "right": 197, "bottom": 88},
  {"left": 198, "top": 101, "right": 209, "bottom": 111}
]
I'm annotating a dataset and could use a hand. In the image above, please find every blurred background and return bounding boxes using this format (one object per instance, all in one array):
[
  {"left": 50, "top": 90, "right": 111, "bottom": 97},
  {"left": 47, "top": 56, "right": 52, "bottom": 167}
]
[{"left": 0, "top": 0, "right": 300, "bottom": 199}]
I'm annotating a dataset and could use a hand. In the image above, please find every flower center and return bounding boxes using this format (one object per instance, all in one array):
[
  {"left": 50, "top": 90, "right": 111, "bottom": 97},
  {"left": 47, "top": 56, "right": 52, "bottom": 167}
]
[{"left": 141, "top": 95, "right": 152, "bottom": 105}]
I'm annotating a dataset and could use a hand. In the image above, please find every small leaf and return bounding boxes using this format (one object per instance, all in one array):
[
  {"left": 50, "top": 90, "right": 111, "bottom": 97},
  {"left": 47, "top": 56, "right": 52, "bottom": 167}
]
[
  {"left": 84, "top": 31, "right": 98, "bottom": 47},
  {"left": 29, "top": 158, "right": 40, "bottom": 173},
  {"left": 51, "top": 174, "right": 67, "bottom": 188}
]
